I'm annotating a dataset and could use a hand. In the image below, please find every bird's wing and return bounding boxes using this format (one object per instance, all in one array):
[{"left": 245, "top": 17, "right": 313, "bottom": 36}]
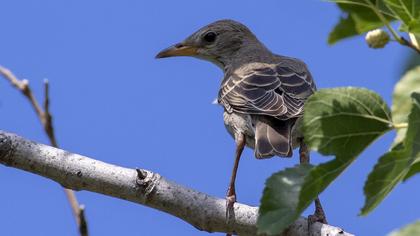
[{"left": 218, "top": 61, "right": 316, "bottom": 120}]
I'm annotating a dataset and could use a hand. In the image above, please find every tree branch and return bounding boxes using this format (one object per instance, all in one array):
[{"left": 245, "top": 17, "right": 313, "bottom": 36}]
[
  {"left": 0, "top": 66, "right": 88, "bottom": 236},
  {"left": 400, "top": 36, "right": 420, "bottom": 55},
  {"left": 0, "top": 131, "right": 353, "bottom": 236}
]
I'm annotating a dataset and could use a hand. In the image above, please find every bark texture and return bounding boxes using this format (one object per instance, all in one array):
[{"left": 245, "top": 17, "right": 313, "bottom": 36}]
[{"left": 0, "top": 131, "right": 353, "bottom": 236}]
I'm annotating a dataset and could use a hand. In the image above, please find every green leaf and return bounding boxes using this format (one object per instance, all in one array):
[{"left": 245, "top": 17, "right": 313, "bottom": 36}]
[
  {"left": 392, "top": 66, "right": 420, "bottom": 145},
  {"left": 302, "top": 87, "right": 392, "bottom": 156},
  {"left": 400, "top": 19, "right": 420, "bottom": 33},
  {"left": 329, "top": 15, "right": 358, "bottom": 44},
  {"left": 258, "top": 87, "right": 395, "bottom": 233},
  {"left": 361, "top": 149, "right": 407, "bottom": 214},
  {"left": 299, "top": 87, "right": 392, "bottom": 211},
  {"left": 361, "top": 92, "right": 420, "bottom": 215},
  {"left": 341, "top": 2, "right": 389, "bottom": 32},
  {"left": 384, "top": 0, "right": 420, "bottom": 33},
  {"left": 257, "top": 164, "right": 313, "bottom": 235},
  {"left": 328, "top": 1, "right": 396, "bottom": 44},
  {"left": 389, "top": 220, "right": 420, "bottom": 236},
  {"left": 298, "top": 158, "right": 354, "bottom": 211},
  {"left": 404, "top": 160, "right": 420, "bottom": 180}
]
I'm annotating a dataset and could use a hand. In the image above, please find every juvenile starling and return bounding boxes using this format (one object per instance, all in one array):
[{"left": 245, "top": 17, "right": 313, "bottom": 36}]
[{"left": 156, "top": 19, "right": 327, "bottom": 229}]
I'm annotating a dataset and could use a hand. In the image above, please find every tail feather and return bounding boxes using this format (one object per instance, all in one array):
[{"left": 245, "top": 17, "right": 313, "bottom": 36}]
[{"left": 254, "top": 117, "right": 297, "bottom": 159}]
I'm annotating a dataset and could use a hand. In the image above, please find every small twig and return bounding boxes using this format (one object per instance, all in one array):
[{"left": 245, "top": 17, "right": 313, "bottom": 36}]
[
  {"left": 400, "top": 36, "right": 420, "bottom": 54},
  {"left": 0, "top": 66, "right": 43, "bottom": 118},
  {"left": 0, "top": 65, "right": 89, "bottom": 236},
  {"left": 42, "top": 79, "right": 58, "bottom": 147}
]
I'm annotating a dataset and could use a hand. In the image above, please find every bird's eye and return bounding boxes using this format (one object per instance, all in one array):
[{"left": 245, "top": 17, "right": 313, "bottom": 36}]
[{"left": 203, "top": 32, "right": 217, "bottom": 43}]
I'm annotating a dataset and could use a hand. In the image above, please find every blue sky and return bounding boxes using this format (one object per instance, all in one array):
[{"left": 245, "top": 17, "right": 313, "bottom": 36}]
[{"left": 0, "top": 0, "right": 418, "bottom": 235}]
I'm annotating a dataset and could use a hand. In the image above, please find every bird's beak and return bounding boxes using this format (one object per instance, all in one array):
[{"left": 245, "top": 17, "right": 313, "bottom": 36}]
[{"left": 155, "top": 43, "right": 198, "bottom": 59}]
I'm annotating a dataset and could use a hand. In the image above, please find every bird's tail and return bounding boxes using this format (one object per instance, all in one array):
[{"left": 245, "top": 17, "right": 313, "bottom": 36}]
[{"left": 254, "top": 117, "right": 297, "bottom": 159}]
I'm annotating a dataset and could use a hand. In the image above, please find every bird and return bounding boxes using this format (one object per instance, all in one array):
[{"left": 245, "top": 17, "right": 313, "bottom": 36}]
[{"left": 155, "top": 19, "right": 327, "bottom": 232}]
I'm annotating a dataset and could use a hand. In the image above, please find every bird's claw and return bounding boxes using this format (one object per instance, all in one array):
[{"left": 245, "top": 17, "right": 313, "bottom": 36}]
[
  {"left": 309, "top": 197, "right": 328, "bottom": 226},
  {"left": 307, "top": 210, "right": 328, "bottom": 226},
  {"left": 225, "top": 194, "right": 236, "bottom": 236},
  {"left": 225, "top": 194, "right": 236, "bottom": 220}
]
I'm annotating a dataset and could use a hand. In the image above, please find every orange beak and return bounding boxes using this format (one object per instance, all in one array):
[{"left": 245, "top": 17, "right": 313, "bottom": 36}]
[{"left": 155, "top": 43, "right": 198, "bottom": 58}]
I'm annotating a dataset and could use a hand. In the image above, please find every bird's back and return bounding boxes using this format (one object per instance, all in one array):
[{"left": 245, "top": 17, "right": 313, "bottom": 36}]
[{"left": 219, "top": 55, "right": 316, "bottom": 158}]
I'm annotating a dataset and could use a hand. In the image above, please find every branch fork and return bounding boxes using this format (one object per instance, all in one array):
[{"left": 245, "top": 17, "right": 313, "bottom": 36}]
[{"left": 0, "top": 65, "right": 88, "bottom": 236}]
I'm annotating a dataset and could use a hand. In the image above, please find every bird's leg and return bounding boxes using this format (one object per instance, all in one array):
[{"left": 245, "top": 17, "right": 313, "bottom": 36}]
[
  {"left": 299, "top": 139, "right": 310, "bottom": 164},
  {"left": 299, "top": 139, "right": 328, "bottom": 225},
  {"left": 226, "top": 133, "right": 246, "bottom": 224}
]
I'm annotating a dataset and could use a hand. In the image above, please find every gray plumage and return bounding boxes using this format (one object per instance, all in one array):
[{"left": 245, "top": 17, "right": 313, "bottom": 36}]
[
  {"left": 156, "top": 19, "right": 316, "bottom": 158},
  {"left": 219, "top": 57, "right": 316, "bottom": 158},
  {"left": 156, "top": 20, "right": 326, "bottom": 227}
]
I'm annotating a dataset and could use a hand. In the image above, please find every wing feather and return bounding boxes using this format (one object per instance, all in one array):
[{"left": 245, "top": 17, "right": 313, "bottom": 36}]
[{"left": 218, "top": 60, "right": 316, "bottom": 120}]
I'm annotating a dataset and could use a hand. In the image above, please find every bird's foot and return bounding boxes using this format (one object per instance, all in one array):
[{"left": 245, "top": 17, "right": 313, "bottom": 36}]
[
  {"left": 225, "top": 193, "right": 236, "bottom": 219},
  {"left": 308, "top": 198, "right": 328, "bottom": 226},
  {"left": 308, "top": 211, "right": 328, "bottom": 225},
  {"left": 225, "top": 194, "right": 236, "bottom": 236}
]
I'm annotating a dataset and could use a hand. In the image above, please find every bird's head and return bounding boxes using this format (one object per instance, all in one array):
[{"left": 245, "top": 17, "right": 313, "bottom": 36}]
[{"left": 156, "top": 19, "right": 261, "bottom": 68}]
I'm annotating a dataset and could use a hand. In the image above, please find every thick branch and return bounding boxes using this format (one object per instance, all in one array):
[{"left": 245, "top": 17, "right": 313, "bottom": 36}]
[{"left": 0, "top": 131, "right": 353, "bottom": 236}]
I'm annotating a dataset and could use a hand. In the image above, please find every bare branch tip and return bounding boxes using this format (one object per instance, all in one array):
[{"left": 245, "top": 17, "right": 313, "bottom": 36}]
[{"left": 1, "top": 67, "right": 86, "bottom": 233}]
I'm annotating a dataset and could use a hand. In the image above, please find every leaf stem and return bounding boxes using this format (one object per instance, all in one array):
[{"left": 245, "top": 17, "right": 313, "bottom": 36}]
[
  {"left": 393, "top": 123, "right": 408, "bottom": 129},
  {"left": 362, "top": 0, "right": 420, "bottom": 54},
  {"left": 363, "top": 0, "right": 401, "bottom": 42}
]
